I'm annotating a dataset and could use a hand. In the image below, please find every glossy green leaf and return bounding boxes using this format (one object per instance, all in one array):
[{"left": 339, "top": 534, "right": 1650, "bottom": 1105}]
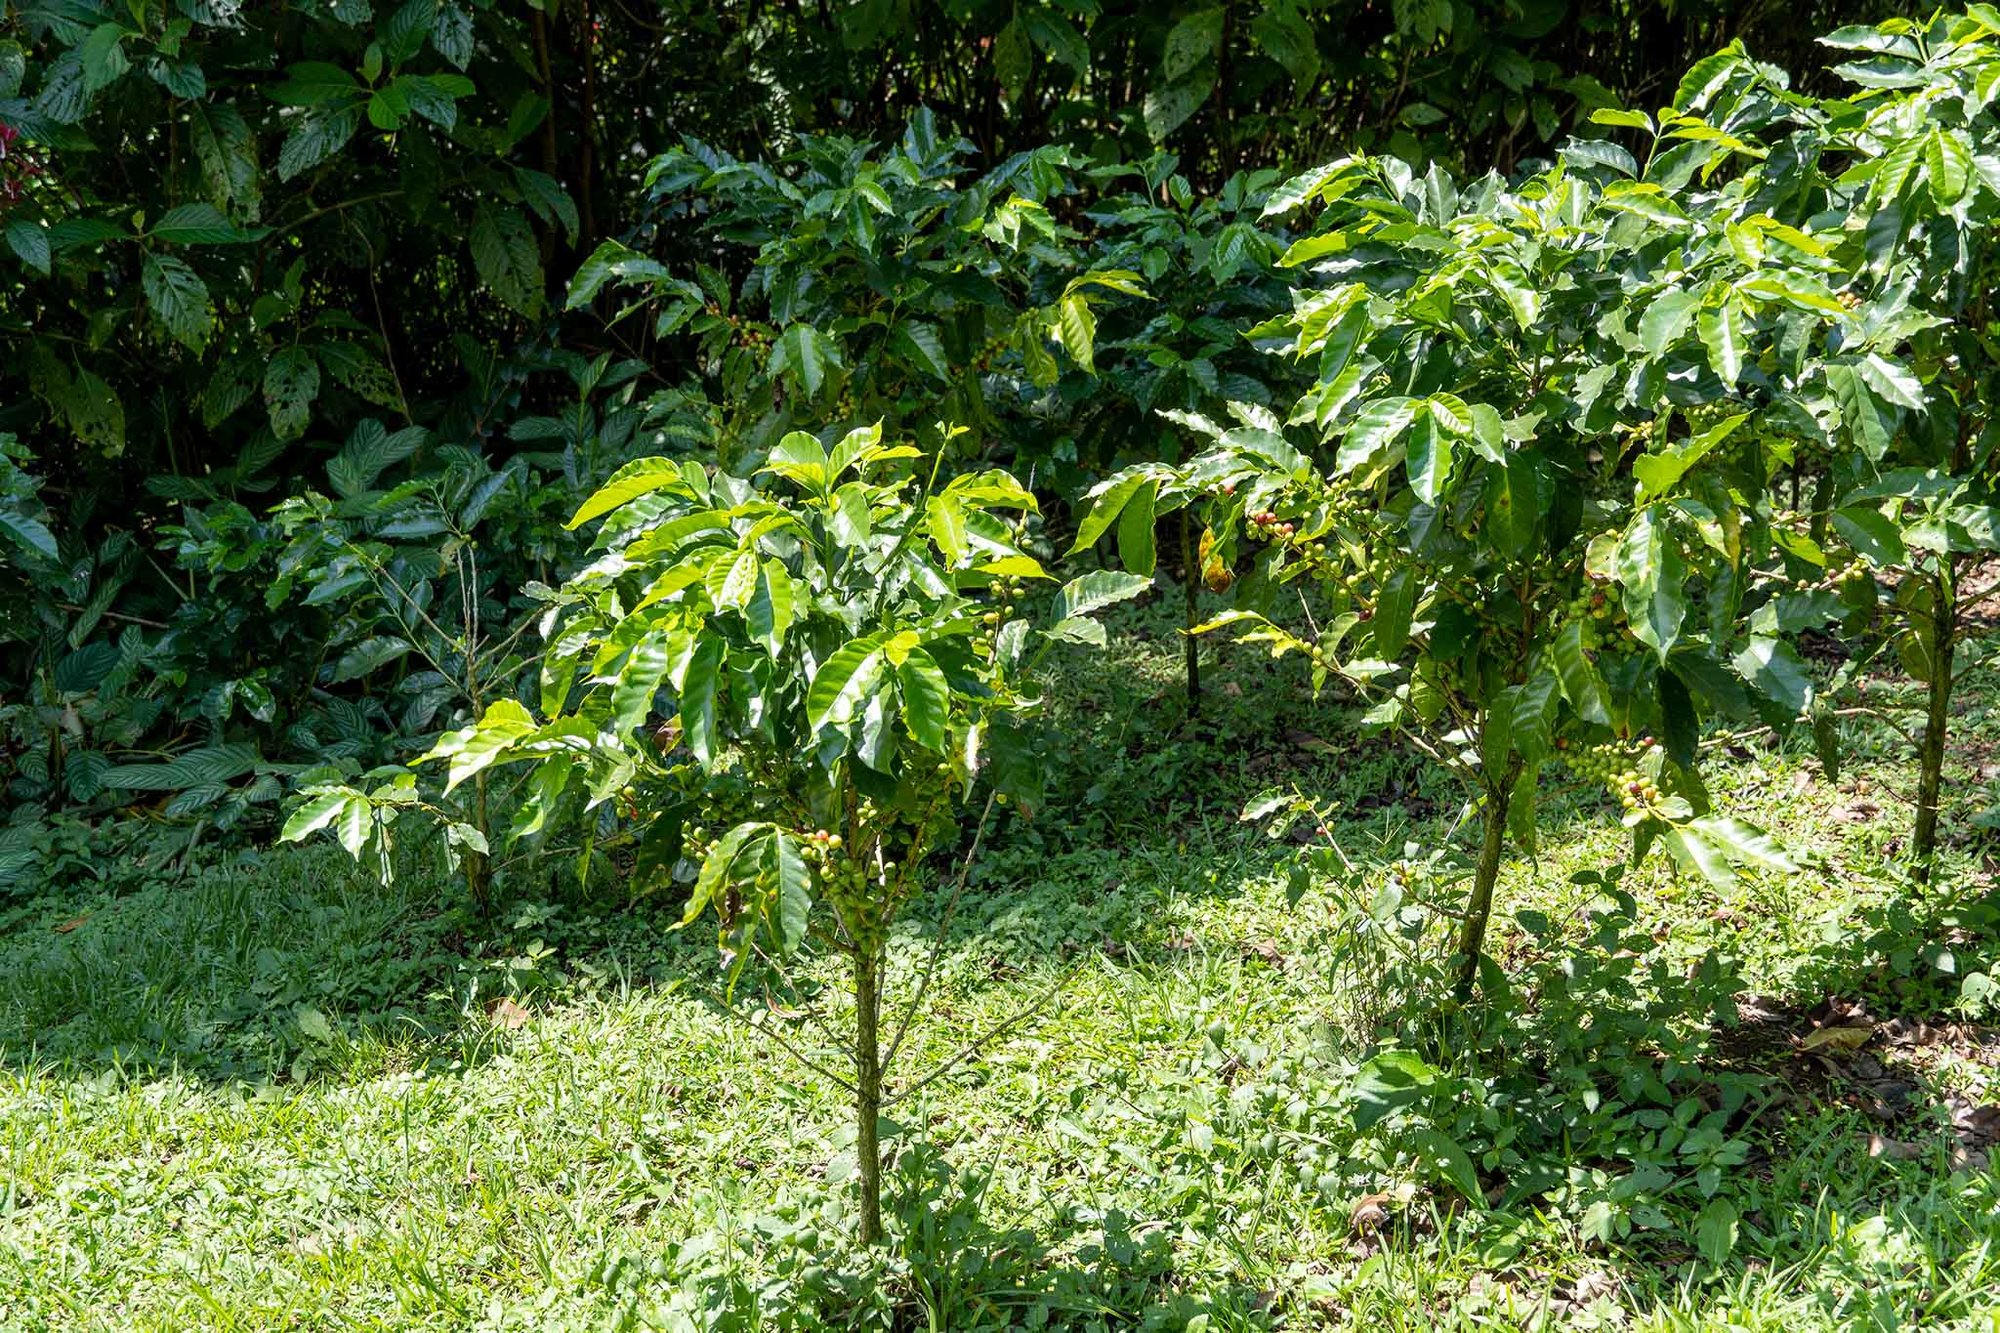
[
  {"left": 770, "top": 323, "right": 841, "bottom": 397},
  {"left": 746, "top": 560, "right": 797, "bottom": 657},
  {"left": 1057, "top": 295, "right": 1097, "bottom": 372},
  {"left": 1613, "top": 509, "right": 1688, "bottom": 661},
  {"left": 1372, "top": 568, "right": 1416, "bottom": 659},
  {"left": 1661, "top": 824, "right": 1734, "bottom": 887},
  {"left": 1553, "top": 622, "right": 1612, "bottom": 725},
  {"left": 684, "top": 821, "right": 765, "bottom": 926},
  {"left": 1733, "top": 636, "right": 1813, "bottom": 715},
  {"left": 567, "top": 458, "right": 696, "bottom": 528},
  {"left": 1406, "top": 407, "right": 1454, "bottom": 504},
  {"left": 1054, "top": 570, "right": 1154, "bottom": 621},
  {"left": 807, "top": 635, "right": 888, "bottom": 735},
  {"left": 895, "top": 647, "right": 951, "bottom": 750},
  {"left": 1696, "top": 297, "right": 1746, "bottom": 385},
  {"left": 1336, "top": 397, "right": 1418, "bottom": 476},
  {"left": 1832, "top": 506, "right": 1906, "bottom": 566},
  {"left": 280, "top": 788, "right": 360, "bottom": 843},
  {"left": 423, "top": 698, "right": 537, "bottom": 792},
  {"left": 331, "top": 635, "right": 413, "bottom": 683},
  {"left": 1638, "top": 288, "right": 1700, "bottom": 356},
  {"left": 1070, "top": 469, "right": 1160, "bottom": 554},
  {"left": 679, "top": 635, "right": 725, "bottom": 766},
  {"left": 612, "top": 631, "right": 675, "bottom": 736},
  {"left": 765, "top": 831, "right": 812, "bottom": 954},
  {"left": 762, "top": 430, "right": 831, "bottom": 493},
  {"left": 1115, "top": 478, "right": 1159, "bottom": 577},
  {"left": 1690, "top": 815, "right": 1798, "bottom": 873}
]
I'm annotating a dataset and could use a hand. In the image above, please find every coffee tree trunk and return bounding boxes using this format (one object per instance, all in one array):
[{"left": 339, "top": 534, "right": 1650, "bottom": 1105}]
[
  {"left": 853, "top": 946, "right": 885, "bottom": 1244},
  {"left": 1453, "top": 770, "right": 1516, "bottom": 1000},
  {"left": 1913, "top": 564, "right": 1958, "bottom": 884},
  {"left": 468, "top": 769, "right": 492, "bottom": 908}
]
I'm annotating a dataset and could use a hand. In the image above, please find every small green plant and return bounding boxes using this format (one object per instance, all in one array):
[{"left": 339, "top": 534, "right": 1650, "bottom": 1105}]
[
  {"left": 1734, "top": 12, "right": 2000, "bottom": 880},
  {"left": 1072, "top": 124, "right": 1928, "bottom": 994},
  {"left": 0, "top": 435, "right": 55, "bottom": 569},
  {"left": 569, "top": 118, "right": 1141, "bottom": 473},
  {"left": 288, "top": 421, "right": 1147, "bottom": 1240}
]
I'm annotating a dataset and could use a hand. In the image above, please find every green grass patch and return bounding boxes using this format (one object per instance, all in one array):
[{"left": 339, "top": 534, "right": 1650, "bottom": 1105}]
[{"left": 3, "top": 595, "right": 1998, "bottom": 1330}]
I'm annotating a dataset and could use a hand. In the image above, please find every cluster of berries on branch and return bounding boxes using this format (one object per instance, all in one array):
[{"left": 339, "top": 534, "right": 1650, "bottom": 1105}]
[{"left": 1556, "top": 736, "right": 1664, "bottom": 811}]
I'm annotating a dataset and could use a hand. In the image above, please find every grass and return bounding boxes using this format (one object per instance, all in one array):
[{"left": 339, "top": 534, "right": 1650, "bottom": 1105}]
[{"left": 2, "top": 593, "right": 1999, "bottom": 1330}]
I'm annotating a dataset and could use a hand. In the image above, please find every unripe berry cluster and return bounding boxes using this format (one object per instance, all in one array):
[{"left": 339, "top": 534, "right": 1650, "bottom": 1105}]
[
  {"left": 1556, "top": 736, "right": 1663, "bottom": 809},
  {"left": 1788, "top": 555, "right": 1870, "bottom": 591},
  {"left": 1564, "top": 581, "right": 1625, "bottom": 648}
]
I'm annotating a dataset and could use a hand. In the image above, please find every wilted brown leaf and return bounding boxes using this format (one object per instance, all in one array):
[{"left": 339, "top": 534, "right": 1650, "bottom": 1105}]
[
  {"left": 1570, "top": 1270, "right": 1620, "bottom": 1305},
  {"left": 1349, "top": 1192, "right": 1391, "bottom": 1234},
  {"left": 1867, "top": 1134, "right": 1925, "bottom": 1160},
  {"left": 1241, "top": 939, "right": 1287, "bottom": 969}
]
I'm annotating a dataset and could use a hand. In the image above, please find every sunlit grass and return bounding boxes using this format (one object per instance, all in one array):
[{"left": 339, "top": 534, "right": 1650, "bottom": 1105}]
[{"left": 2, "top": 595, "right": 1996, "bottom": 1330}]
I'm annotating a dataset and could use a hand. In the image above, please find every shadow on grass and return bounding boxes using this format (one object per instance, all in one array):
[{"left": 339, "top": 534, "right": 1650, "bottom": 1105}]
[
  {"left": 0, "top": 843, "right": 504, "bottom": 1084},
  {"left": 598, "top": 1142, "right": 1276, "bottom": 1332}
]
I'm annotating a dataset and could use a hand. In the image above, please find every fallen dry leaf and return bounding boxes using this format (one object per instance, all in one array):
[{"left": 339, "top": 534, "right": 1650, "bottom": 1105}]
[
  {"left": 1349, "top": 1192, "right": 1391, "bottom": 1234},
  {"left": 1570, "top": 1270, "right": 1620, "bottom": 1305},
  {"left": 1951, "top": 1101, "right": 2000, "bottom": 1144},
  {"left": 1800, "top": 1024, "right": 1873, "bottom": 1054},
  {"left": 1868, "top": 1134, "right": 1925, "bottom": 1161},
  {"left": 1241, "top": 939, "right": 1287, "bottom": 969},
  {"left": 486, "top": 996, "right": 531, "bottom": 1030}
]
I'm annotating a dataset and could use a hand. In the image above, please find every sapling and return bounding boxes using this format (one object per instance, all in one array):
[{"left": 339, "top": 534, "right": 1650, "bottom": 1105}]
[
  {"left": 293, "top": 422, "right": 1147, "bottom": 1240},
  {"left": 1077, "top": 123, "right": 1917, "bottom": 994}
]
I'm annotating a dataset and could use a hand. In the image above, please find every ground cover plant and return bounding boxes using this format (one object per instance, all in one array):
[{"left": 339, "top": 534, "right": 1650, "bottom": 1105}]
[{"left": 6, "top": 5, "right": 2000, "bottom": 1331}]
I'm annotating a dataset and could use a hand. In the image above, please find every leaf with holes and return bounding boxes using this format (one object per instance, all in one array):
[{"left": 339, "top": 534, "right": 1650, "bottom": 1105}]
[
  {"left": 471, "top": 204, "right": 544, "bottom": 318},
  {"left": 263, "top": 348, "right": 320, "bottom": 440}
]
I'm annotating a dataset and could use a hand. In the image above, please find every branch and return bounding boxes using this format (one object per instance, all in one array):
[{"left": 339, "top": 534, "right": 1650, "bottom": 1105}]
[
  {"left": 886, "top": 957, "right": 1083, "bottom": 1107},
  {"left": 881, "top": 791, "right": 996, "bottom": 1073},
  {"left": 1829, "top": 705, "right": 1922, "bottom": 750},
  {"left": 691, "top": 983, "right": 856, "bottom": 1094},
  {"left": 56, "top": 602, "right": 169, "bottom": 630}
]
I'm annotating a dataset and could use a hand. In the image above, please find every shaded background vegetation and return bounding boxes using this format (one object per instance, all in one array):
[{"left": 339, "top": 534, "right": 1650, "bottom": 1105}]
[{"left": 1, "top": 1, "right": 1891, "bottom": 855}]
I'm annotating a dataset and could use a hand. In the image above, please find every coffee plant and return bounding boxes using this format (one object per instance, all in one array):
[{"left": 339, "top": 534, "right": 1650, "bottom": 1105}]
[
  {"left": 1076, "top": 104, "right": 1930, "bottom": 992},
  {"left": 287, "top": 421, "right": 1148, "bottom": 1238},
  {"left": 1724, "top": 12, "right": 2000, "bottom": 878},
  {"left": 567, "top": 114, "right": 1148, "bottom": 476}
]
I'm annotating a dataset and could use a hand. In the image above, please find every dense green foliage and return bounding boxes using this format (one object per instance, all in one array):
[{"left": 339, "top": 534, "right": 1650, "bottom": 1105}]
[
  {"left": 2, "top": 0, "right": 1881, "bottom": 830},
  {"left": 16, "top": 0, "right": 2000, "bottom": 1313},
  {"left": 6, "top": 603, "right": 2000, "bottom": 1329}
]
